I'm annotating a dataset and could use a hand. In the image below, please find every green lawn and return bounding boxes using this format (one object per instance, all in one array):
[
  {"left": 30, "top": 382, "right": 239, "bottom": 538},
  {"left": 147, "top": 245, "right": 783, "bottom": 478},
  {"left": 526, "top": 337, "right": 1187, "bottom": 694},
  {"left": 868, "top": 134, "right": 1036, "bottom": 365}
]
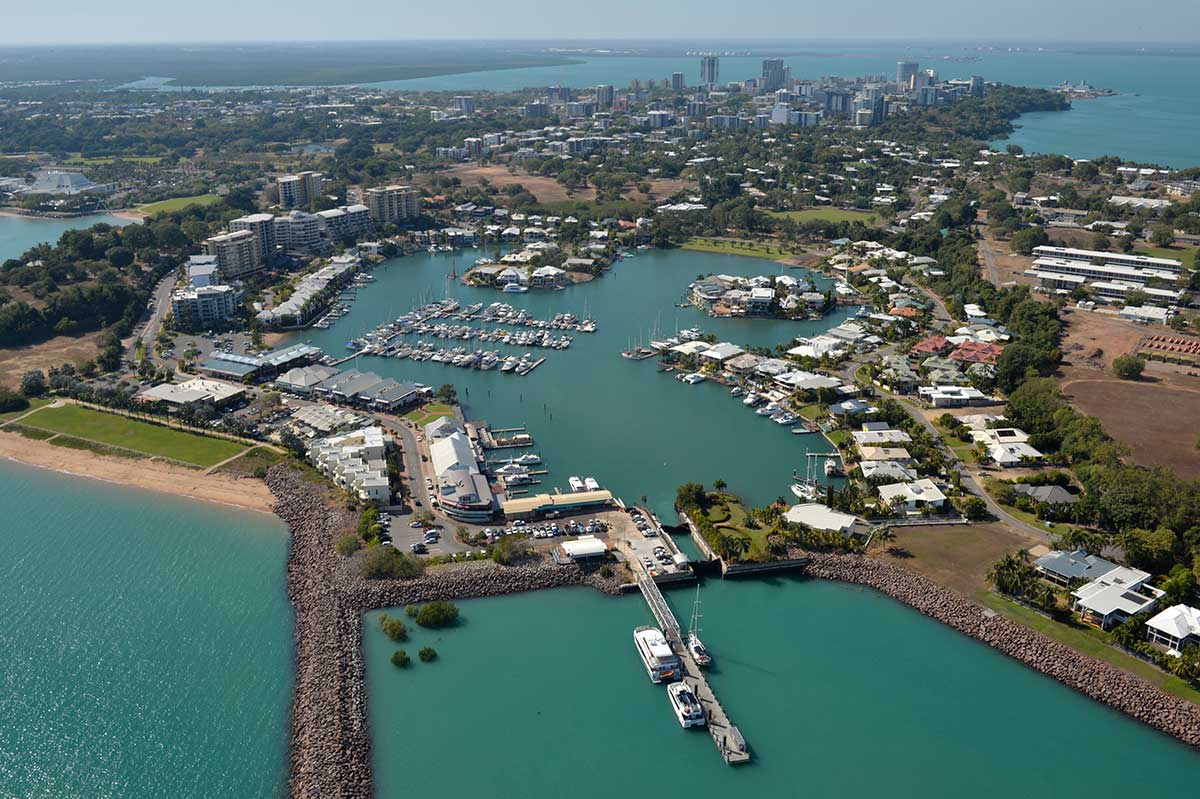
[
  {"left": 218, "top": 446, "right": 289, "bottom": 476},
  {"left": 405, "top": 403, "right": 454, "bottom": 428},
  {"left": 20, "top": 405, "right": 246, "bottom": 467},
  {"left": 709, "top": 494, "right": 777, "bottom": 559},
  {"left": 682, "top": 238, "right": 792, "bottom": 260},
  {"left": 0, "top": 397, "right": 50, "bottom": 424},
  {"left": 136, "top": 194, "right": 222, "bottom": 215},
  {"left": 980, "top": 593, "right": 1200, "bottom": 704},
  {"left": 998, "top": 503, "right": 1073, "bottom": 539},
  {"left": 769, "top": 208, "right": 879, "bottom": 225},
  {"left": 67, "top": 155, "right": 164, "bottom": 165}
]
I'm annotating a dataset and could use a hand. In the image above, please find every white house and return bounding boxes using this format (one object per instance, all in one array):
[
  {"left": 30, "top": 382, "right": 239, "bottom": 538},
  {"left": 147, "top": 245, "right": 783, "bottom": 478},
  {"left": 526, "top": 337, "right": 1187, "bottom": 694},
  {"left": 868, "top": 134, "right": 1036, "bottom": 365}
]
[
  {"left": 1071, "top": 566, "right": 1164, "bottom": 630},
  {"left": 1146, "top": 604, "right": 1200, "bottom": 655},
  {"left": 784, "top": 503, "right": 857, "bottom": 535},
  {"left": 878, "top": 479, "right": 947, "bottom": 514},
  {"left": 986, "top": 441, "right": 1044, "bottom": 467}
]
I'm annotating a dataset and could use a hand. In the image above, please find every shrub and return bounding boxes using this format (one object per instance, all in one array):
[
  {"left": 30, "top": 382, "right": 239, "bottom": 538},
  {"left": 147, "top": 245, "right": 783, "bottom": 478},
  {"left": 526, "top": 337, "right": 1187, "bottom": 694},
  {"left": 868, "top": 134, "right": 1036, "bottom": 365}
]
[
  {"left": 415, "top": 600, "right": 460, "bottom": 628},
  {"left": 357, "top": 546, "right": 425, "bottom": 580},
  {"left": 491, "top": 535, "right": 528, "bottom": 565},
  {"left": 599, "top": 564, "right": 613, "bottom": 578},
  {"left": 418, "top": 647, "right": 438, "bottom": 662},
  {"left": 379, "top": 613, "right": 408, "bottom": 642},
  {"left": 390, "top": 649, "right": 410, "bottom": 668},
  {"left": 404, "top": 604, "right": 420, "bottom": 618},
  {"left": 0, "top": 386, "right": 29, "bottom": 413},
  {"left": 335, "top": 535, "right": 363, "bottom": 557},
  {"left": 1112, "top": 354, "right": 1145, "bottom": 381}
]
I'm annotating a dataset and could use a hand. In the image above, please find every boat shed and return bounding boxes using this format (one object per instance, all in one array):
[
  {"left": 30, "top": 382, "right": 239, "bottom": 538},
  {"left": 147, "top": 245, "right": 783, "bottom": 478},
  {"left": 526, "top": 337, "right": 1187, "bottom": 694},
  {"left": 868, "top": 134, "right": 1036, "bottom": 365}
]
[{"left": 554, "top": 535, "right": 609, "bottom": 564}]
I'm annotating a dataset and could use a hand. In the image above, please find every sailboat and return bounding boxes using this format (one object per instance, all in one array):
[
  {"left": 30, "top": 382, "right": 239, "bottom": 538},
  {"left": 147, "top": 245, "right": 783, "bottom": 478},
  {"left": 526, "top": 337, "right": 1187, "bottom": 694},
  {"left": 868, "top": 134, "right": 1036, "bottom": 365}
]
[{"left": 687, "top": 586, "right": 712, "bottom": 667}]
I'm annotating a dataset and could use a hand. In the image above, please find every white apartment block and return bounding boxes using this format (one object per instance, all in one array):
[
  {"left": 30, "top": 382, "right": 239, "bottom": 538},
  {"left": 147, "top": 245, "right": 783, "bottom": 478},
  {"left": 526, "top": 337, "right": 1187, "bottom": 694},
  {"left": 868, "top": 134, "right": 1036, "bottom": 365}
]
[
  {"left": 170, "top": 284, "right": 242, "bottom": 330},
  {"left": 229, "top": 213, "right": 276, "bottom": 264},
  {"left": 274, "top": 210, "right": 323, "bottom": 252},
  {"left": 309, "top": 426, "right": 391, "bottom": 503},
  {"left": 316, "top": 204, "right": 373, "bottom": 240},
  {"left": 202, "top": 229, "right": 262, "bottom": 279},
  {"left": 364, "top": 185, "right": 421, "bottom": 224},
  {"left": 278, "top": 170, "right": 323, "bottom": 208}
]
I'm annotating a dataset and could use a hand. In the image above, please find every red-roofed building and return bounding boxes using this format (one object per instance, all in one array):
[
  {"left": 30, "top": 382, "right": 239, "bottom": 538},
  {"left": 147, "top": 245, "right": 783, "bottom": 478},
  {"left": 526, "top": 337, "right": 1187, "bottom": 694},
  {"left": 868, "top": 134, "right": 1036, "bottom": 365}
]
[
  {"left": 617, "top": 219, "right": 637, "bottom": 229},
  {"left": 888, "top": 306, "right": 921, "bottom": 318},
  {"left": 911, "top": 335, "right": 951, "bottom": 357},
  {"left": 950, "top": 341, "right": 1005, "bottom": 365}
]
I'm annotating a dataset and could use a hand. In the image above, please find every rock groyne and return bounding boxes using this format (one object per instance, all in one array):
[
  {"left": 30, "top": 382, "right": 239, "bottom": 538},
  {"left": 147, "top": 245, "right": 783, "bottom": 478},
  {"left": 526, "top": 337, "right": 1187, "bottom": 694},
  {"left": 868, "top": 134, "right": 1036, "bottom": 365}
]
[
  {"left": 266, "top": 467, "right": 620, "bottom": 799},
  {"left": 803, "top": 551, "right": 1200, "bottom": 748}
]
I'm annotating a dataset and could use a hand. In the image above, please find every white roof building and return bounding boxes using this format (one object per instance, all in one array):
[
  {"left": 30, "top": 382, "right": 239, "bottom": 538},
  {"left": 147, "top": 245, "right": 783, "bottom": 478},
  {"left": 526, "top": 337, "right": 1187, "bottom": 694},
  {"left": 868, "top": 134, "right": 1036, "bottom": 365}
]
[
  {"left": 784, "top": 503, "right": 857, "bottom": 535},
  {"left": 309, "top": 426, "right": 391, "bottom": 502},
  {"left": 1072, "top": 566, "right": 1164, "bottom": 630},
  {"left": 878, "top": 479, "right": 947, "bottom": 513},
  {"left": 137, "top": 378, "right": 246, "bottom": 407},
  {"left": 700, "top": 342, "right": 746, "bottom": 362},
  {"left": 1146, "top": 604, "right": 1200, "bottom": 655},
  {"left": 986, "top": 442, "right": 1044, "bottom": 467}
]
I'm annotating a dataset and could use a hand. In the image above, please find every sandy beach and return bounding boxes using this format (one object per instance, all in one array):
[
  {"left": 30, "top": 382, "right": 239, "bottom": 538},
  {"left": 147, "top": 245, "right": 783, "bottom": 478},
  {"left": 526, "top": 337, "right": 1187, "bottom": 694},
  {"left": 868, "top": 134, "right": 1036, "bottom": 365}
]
[{"left": 0, "top": 431, "right": 275, "bottom": 514}]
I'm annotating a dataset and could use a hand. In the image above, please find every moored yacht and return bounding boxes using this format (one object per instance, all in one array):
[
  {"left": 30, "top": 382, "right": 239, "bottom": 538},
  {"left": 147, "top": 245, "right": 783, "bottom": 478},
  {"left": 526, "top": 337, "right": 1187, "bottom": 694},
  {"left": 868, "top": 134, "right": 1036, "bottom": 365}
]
[
  {"left": 667, "top": 682, "right": 707, "bottom": 728},
  {"left": 730, "top": 386, "right": 744, "bottom": 397},
  {"left": 568, "top": 476, "right": 585, "bottom": 492},
  {"left": 633, "top": 626, "right": 681, "bottom": 684},
  {"left": 742, "top": 392, "right": 761, "bottom": 406},
  {"left": 825, "top": 458, "right": 844, "bottom": 477}
]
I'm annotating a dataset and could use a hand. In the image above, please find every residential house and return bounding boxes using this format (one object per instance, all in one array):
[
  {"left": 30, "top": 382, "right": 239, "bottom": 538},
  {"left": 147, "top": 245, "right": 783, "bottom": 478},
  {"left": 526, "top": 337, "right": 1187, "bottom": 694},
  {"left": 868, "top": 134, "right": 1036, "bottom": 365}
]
[
  {"left": 1071, "top": 566, "right": 1164, "bottom": 629},
  {"left": 1146, "top": 605, "right": 1200, "bottom": 655},
  {"left": 877, "top": 479, "right": 947, "bottom": 514}
]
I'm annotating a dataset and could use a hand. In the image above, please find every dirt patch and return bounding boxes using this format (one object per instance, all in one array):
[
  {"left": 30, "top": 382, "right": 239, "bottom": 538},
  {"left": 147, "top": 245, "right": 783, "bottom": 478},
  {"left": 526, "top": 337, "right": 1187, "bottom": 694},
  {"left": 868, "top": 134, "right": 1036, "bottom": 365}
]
[
  {"left": 1059, "top": 365, "right": 1200, "bottom": 478},
  {"left": 0, "top": 332, "right": 101, "bottom": 388},
  {"left": 872, "top": 522, "right": 1039, "bottom": 598},
  {"left": 1059, "top": 307, "right": 1150, "bottom": 372},
  {"left": 426, "top": 164, "right": 691, "bottom": 205}
]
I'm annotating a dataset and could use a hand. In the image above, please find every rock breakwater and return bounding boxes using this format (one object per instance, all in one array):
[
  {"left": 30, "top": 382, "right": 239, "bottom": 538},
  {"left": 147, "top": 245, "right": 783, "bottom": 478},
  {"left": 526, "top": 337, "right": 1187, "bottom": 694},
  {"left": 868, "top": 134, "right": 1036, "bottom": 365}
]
[{"left": 803, "top": 551, "right": 1200, "bottom": 749}]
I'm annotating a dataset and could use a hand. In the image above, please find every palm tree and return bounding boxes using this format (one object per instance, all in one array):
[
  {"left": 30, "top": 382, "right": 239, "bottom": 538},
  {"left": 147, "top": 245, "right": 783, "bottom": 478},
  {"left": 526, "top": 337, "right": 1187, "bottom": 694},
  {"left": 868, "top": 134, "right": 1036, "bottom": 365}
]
[
  {"left": 716, "top": 534, "right": 751, "bottom": 563},
  {"left": 713, "top": 479, "right": 727, "bottom": 493}
]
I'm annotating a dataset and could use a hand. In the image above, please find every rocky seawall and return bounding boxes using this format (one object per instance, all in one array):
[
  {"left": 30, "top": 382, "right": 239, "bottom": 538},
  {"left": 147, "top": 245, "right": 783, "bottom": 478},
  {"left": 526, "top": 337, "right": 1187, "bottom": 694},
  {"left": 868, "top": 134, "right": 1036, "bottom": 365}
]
[
  {"left": 802, "top": 551, "right": 1200, "bottom": 748},
  {"left": 266, "top": 467, "right": 619, "bottom": 798}
]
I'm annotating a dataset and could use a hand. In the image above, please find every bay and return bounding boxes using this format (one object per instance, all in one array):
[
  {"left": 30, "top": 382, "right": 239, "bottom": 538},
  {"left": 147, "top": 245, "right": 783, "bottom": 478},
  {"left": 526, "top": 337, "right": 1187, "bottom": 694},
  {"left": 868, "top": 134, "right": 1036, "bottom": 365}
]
[
  {"left": 0, "top": 212, "right": 134, "bottom": 263},
  {"left": 364, "top": 581, "right": 1200, "bottom": 798},
  {"left": 0, "top": 460, "right": 292, "bottom": 798}
]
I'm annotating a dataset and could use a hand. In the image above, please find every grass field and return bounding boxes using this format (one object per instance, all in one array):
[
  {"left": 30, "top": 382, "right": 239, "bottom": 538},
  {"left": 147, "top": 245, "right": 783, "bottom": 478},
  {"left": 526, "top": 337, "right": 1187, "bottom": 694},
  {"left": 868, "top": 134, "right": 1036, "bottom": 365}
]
[
  {"left": 136, "top": 194, "right": 222, "bottom": 215},
  {"left": 0, "top": 397, "right": 49, "bottom": 424},
  {"left": 218, "top": 446, "right": 289, "bottom": 476},
  {"left": 682, "top": 238, "right": 792, "bottom": 260},
  {"left": 405, "top": 403, "right": 454, "bottom": 428},
  {"left": 20, "top": 405, "right": 246, "bottom": 467},
  {"left": 1135, "top": 245, "right": 1193, "bottom": 262},
  {"left": 769, "top": 208, "right": 879, "bottom": 225},
  {"left": 981, "top": 594, "right": 1200, "bottom": 704},
  {"left": 67, "top": 155, "right": 164, "bottom": 166}
]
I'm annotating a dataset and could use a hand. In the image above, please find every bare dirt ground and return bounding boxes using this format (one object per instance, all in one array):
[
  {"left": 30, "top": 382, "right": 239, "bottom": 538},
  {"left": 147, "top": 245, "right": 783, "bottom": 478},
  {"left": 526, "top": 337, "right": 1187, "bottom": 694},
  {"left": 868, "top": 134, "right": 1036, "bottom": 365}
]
[
  {"left": 980, "top": 230, "right": 1041, "bottom": 288},
  {"left": 872, "top": 522, "right": 1040, "bottom": 598},
  {"left": 0, "top": 333, "right": 101, "bottom": 388},
  {"left": 1058, "top": 307, "right": 1147, "bottom": 370},
  {"left": 427, "top": 164, "right": 691, "bottom": 205}
]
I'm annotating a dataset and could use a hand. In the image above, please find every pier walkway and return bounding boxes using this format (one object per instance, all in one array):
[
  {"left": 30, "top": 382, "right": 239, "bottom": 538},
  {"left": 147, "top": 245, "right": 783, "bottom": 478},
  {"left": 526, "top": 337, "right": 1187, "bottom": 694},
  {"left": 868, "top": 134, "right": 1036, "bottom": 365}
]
[{"left": 634, "top": 573, "right": 750, "bottom": 765}]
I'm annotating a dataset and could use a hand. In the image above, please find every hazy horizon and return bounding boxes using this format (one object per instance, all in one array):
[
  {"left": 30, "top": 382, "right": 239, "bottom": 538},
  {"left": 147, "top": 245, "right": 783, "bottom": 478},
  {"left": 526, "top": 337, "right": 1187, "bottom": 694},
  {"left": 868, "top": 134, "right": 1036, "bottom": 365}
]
[{"left": 3, "top": 1, "right": 1198, "bottom": 46}]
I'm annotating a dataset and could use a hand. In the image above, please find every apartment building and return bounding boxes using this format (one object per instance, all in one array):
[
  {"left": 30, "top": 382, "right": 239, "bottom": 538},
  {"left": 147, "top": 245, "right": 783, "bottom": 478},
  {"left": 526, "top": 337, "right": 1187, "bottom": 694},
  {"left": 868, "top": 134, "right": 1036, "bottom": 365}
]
[
  {"left": 202, "top": 229, "right": 262, "bottom": 279},
  {"left": 364, "top": 184, "right": 421, "bottom": 224},
  {"left": 170, "top": 284, "right": 242, "bottom": 330},
  {"left": 274, "top": 210, "right": 324, "bottom": 253},
  {"left": 229, "top": 213, "right": 276, "bottom": 264},
  {"left": 277, "top": 171, "right": 323, "bottom": 208},
  {"left": 316, "top": 204, "right": 372, "bottom": 240}
]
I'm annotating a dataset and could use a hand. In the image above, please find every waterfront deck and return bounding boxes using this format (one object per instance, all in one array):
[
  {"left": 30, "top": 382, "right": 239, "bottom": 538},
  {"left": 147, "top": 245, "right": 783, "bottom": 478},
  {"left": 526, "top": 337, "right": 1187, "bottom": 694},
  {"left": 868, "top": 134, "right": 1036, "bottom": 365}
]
[{"left": 635, "top": 572, "right": 750, "bottom": 765}]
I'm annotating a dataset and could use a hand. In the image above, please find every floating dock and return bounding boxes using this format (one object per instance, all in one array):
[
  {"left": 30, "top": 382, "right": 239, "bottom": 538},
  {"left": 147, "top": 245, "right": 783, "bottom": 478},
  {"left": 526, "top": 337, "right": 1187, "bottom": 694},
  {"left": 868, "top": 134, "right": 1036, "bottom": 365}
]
[{"left": 635, "top": 573, "right": 750, "bottom": 765}]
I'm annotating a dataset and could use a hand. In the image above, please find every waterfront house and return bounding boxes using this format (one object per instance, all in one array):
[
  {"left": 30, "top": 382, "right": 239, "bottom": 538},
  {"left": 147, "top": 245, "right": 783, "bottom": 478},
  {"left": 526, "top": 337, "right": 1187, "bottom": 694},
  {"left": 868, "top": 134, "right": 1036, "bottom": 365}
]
[
  {"left": 877, "top": 479, "right": 947, "bottom": 515},
  {"left": 852, "top": 429, "right": 912, "bottom": 447},
  {"left": 700, "top": 342, "right": 745, "bottom": 363},
  {"left": 1034, "top": 550, "right": 1119, "bottom": 586},
  {"left": 859, "top": 460, "right": 918, "bottom": 482},
  {"left": 784, "top": 503, "right": 857, "bottom": 535},
  {"left": 724, "top": 353, "right": 763, "bottom": 375},
  {"left": 1071, "top": 566, "right": 1164, "bottom": 630},
  {"left": 775, "top": 370, "right": 841, "bottom": 393},
  {"left": 531, "top": 265, "right": 568, "bottom": 287},
  {"left": 1146, "top": 605, "right": 1200, "bottom": 656},
  {"left": 829, "top": 399, "right": 877, "bottom": 422},
  {"left": 309, "top": 426, "right": 391, "bottom": 503},
  {"left": 858, "top": 446, "right": 913, "bottom": 464}
]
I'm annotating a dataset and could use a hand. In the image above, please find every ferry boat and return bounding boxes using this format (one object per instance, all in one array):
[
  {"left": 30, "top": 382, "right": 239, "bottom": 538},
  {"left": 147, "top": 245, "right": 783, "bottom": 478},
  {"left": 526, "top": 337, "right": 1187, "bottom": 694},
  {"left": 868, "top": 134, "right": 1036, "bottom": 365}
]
[
  {"left": 568, "top": 476, "right": 585, "bottom": 492},
  {"left": 633, "top": 626, "right": 681, "bottom": 684},
  {"left": 667, "top": 682, "right": 707, "bottom": 728},
  {"left": 824, "top": 458, "right": 844, "bottom": 477},
  {"left": 583, "top": 476, "right": 600, "bottom": 491}
]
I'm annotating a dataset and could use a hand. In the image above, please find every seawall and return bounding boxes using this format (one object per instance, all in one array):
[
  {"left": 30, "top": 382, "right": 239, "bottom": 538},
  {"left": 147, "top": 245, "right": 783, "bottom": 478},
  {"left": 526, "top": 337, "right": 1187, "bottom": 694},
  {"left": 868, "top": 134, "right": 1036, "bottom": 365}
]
[{"left": 801, "top": 551, "right": 1200, "bottom": 748}]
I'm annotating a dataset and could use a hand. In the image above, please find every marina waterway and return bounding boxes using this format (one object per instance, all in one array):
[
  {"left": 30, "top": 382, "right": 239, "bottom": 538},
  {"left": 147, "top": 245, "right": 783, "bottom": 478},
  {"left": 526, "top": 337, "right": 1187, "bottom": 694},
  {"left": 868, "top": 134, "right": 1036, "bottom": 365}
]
[
  {"left": 364, "top": 580, "right": 1200, "bottom": 798},
  {"left": 294, "top": 248, "right": 854, "bottom": 515},
  {"left": 0, "top": 459, "right": 292, "bottom": 798},
  {"left": 0, "top": 212, "right": 134, "bottom": 263}
]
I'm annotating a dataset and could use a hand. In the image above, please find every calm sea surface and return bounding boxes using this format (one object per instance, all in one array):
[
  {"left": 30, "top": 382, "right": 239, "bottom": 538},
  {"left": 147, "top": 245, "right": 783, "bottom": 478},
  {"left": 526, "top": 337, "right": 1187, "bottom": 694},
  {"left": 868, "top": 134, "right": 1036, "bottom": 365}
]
[
  {"left": 0, "top": 213, "right": 133, "bottom": 263},
  {"left": 0, "top": 460, "right": 291, "bottom": 797},
  {"left": 363, "top": 47, "right": 1200, "bottom": 167},
  {"left": 365, "top": 583, "right": 1200, "bottom": 798}
]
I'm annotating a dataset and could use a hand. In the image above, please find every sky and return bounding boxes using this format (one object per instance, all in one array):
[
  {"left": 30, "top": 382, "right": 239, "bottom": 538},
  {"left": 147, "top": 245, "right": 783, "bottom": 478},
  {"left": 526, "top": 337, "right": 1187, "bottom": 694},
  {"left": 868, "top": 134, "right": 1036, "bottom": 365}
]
[{"left": 3, "top": 0, "right": 1199, "bottom": 45}]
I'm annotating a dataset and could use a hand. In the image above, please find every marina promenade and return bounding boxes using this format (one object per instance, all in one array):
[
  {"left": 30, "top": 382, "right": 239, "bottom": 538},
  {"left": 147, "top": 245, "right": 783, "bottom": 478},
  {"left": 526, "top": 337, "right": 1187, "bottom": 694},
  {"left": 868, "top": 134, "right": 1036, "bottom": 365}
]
[{"left": 636, "top": 572, "right": 750, "bottom": 765}]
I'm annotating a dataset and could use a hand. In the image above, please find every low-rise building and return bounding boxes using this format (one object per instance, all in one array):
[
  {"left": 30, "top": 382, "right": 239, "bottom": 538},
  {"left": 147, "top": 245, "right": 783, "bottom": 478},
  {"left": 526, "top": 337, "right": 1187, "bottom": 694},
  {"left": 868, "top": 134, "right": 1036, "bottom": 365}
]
[
  {"left": 1071, "top": 566, "right": 1164, "bottom": 630},
  {"left": 309, "top": 426, "right": 391, "bottom": 503},
  {"left": 784, "top": 503, "right": 857, "bottom": 535},
  {"left": 1034, "top": 549, "right": 1118, "bottom": 586},
  {"left": 137, "top": 378, "right": 246, "bottom": 408},
  {"left": 878, "top": 479, "right": 947, "bottom": 514},
  {"left": 1146, "top": 604, "right": 1200, "bottom": 655}
]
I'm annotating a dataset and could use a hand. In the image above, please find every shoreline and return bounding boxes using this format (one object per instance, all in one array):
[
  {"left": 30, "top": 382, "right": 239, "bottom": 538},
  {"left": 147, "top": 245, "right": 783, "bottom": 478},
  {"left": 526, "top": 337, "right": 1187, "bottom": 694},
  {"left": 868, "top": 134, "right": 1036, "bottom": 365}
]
[
  {"left": 0, "top": 207, "right": 144, "bottom": 222},
  {"left": 0, "top": 431, "right": 274, "bottom": 514}
]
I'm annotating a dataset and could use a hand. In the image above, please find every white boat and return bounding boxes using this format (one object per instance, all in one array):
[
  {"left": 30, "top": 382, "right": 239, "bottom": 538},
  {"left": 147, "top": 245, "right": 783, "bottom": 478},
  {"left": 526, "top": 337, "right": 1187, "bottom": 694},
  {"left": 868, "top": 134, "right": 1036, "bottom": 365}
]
[
  {"left": 568, "top": 476, "right": 585, "bottom": 492},
  {"left": 730, "top": 386, "right": 744, "bottom": 397},
  {"left": 687, "top": 586, "right": 712, "bottom": 667},
  {"left": 824, "top": 458, "right": 844, "bottom": 477},
  {"left": 500, "top": 357, "right": 518, "bottom": 372},
  {"left": 774, "top": 413, "right": 797, "bottom": 425},
  {"left": 791, "top": 482, "right": 819, "bottom": 501},
  {"left": 583, "top": 477, "right": 600, "bottom": 491},
  {"left": 680, "top": 372, "right": 706, "bottom": 385},
  {"left": 667, "top": 682, "right": 707, "bottom": 728},
  {"left": 502, "top": 283, "right": 529, "bottom": 293},
  {"left": 633, "top": 626, "right": 681, "bottom": 684},
  {"left": 742, "top": 392, "right": 761, "bottom": 406},
  {"left": 513, "top": 453, "right": 542, "bottom": 466},
  {"left": 756, "top": 403, "right": 780, "bottom": 416}
]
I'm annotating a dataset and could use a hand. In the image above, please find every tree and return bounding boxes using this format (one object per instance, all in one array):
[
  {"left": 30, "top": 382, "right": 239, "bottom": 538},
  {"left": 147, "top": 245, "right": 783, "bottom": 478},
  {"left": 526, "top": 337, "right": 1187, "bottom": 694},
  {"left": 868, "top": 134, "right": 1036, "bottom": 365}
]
[
  {"left": 713, "top": 479, "right": 727, "bottom": 492},
  {"left": 335, "top": 535, "right": 362, "bottom": 557},
  {"left": 418, "top": 647, "right": 438, "bottom": 662},
  {"left": 1160, "top": 564, "right": 1197, "bottom": 606},
  {"left": 390, "top": 649, "right": 411, "bottom": 668},
  {"left": 960, "top": 496, "right": 990, "bottom": 521},
  {"left": 435, "top": 384, "right": 457, "bottom": 403},
  {"left": 1010, "top": 226, "right": 1049, "bottom": 255},
  {"left": 1112, "top": 354, "right": 1146, "bottom": 381},
  {"left": 358, "top": 546, "right": 425, "bottom": 579},
  {"left": 1150, "top": 224, "right": 1176, "bottom": 248},
  {"left": 986, "top": 551, "right": 1035, "bottom": 596},
  {"left": 715, "top": 533, "right": 751, "bottom": 562},
  {"left": 379, "top": 613, "right": 408, "bottom": 642},
  {"left": 20, "top": 369, "right": 46, "bottom": 397},
  {"left": 415, "top": 600, "right": 460, "bottom": 628},
  {"left": 0, "top": 386, "right": 29, "bottom": 413}
]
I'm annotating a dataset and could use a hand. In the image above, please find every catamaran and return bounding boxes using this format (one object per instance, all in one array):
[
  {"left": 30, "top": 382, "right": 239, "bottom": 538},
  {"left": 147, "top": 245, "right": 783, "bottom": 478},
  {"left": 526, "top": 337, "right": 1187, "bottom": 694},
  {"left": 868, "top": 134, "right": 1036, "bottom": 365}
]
[{"left": 686, "top": 586, "right": 712, "bottom": 667}]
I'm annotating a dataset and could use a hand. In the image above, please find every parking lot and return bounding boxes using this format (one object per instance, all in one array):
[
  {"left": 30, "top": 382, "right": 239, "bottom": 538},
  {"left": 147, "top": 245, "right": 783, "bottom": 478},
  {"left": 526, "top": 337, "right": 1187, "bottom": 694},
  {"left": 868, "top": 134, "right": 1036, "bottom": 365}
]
[
  {"left": 160, "top": 331, "right": 258, "bottom": 370},
  {"left": 608, "top": 508, "right": 691, "bottom": 579}
]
